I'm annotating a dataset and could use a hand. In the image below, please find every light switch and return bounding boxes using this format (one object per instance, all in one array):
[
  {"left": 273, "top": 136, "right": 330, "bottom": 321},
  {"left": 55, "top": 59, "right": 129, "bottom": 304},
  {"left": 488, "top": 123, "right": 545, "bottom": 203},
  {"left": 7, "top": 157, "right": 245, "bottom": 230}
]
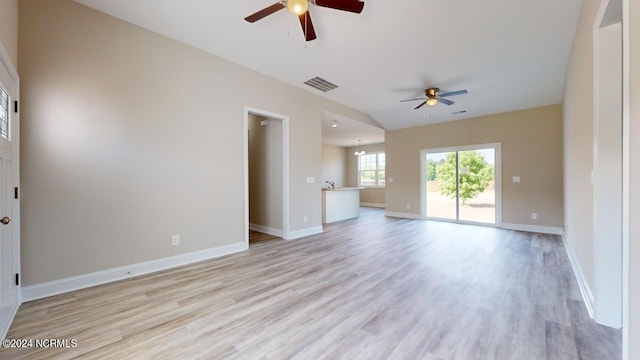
[
  {"left": 512, "top": 176, "right": 521, "bottom": 183},
  {"left": 306, "top": 177, "right": 315, "bottom": 184},
  {"left": 388, "top": 177, "right": 393, "bottom": 183}
]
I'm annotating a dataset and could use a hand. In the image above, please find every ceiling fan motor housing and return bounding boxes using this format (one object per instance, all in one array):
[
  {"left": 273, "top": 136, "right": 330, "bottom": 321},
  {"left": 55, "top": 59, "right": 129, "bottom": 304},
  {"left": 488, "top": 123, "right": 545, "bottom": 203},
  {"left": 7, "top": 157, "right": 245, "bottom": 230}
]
[{"left": 426, "top": 88, "right": 439, "bottom": 97}]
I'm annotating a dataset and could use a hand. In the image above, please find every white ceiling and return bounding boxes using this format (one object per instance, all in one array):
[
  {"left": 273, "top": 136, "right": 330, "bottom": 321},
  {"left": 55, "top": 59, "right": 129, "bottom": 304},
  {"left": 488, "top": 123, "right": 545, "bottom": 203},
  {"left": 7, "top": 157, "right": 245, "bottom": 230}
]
[
  {"left": 322, "top": 111, "right": 384, "bottom": 147},
  {"left": 76, "top": 0, "right": 582, "bottom": 145}
]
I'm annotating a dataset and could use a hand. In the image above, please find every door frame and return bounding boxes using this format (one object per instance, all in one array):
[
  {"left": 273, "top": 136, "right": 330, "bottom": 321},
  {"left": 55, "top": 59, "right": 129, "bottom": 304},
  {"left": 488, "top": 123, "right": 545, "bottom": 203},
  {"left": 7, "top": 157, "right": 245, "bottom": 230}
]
[
  {"left": 243, "top": 106, "right": 290, "bottom": 244},
  {"left": 420, "top": 143, "right": 502, "bottom": 226},
  {"left": 0, "top": 41, "right": 20, "bottom": 340}
]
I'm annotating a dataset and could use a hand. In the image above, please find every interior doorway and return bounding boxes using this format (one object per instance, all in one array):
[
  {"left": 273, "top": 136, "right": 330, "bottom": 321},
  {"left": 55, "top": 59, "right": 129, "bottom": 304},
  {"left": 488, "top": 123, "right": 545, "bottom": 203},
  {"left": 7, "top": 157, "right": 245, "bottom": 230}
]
[
  {"left": 0, "top": 45, "right": 20, "bottom": 339},
  {"left": 421, "top": 143, "right": 501, "bottom": 225},
  {"left": 243, "top": 107, "right": 290, "bottom": 245}
]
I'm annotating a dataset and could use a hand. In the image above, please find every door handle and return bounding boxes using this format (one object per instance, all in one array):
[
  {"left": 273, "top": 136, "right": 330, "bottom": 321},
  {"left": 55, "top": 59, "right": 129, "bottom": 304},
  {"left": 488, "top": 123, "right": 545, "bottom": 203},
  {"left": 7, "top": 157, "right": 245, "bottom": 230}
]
[{"left": 0, "top": 217, "right": 11, "bottom": 225}]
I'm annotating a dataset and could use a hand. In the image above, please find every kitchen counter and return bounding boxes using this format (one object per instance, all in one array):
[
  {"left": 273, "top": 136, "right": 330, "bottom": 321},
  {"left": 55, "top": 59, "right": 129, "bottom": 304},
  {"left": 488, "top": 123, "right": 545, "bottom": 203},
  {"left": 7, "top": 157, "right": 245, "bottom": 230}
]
[{"left": 322, "top": 187, "right": 365, "bottom": 224}]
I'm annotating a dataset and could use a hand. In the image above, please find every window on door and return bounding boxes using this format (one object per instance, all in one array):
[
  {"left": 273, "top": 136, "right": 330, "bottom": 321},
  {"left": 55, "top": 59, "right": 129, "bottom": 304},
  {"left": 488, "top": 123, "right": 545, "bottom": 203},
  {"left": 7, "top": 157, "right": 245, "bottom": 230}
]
[
  {"left": 0, "top": 86, "right": 9, "bottom": 140},
  {"left": 422, "top": 144, "right": 500, "bottom": 224},
  {"left": 358, "top": 152, "right": 385, "bottom": 187}
]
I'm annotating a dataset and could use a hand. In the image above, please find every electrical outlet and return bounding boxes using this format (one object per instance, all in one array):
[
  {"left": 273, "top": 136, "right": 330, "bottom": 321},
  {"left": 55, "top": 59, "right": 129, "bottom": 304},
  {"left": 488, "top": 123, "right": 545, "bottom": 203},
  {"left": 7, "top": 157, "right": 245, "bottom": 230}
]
[
  {"left": 171, "top": 235, "right": 180, "bottom": 246},
  {"left": 406, "top": 203, "right": 411, "bottom": 210},
  {"left": 303, "top": 215, "right": 308, "bottom": 223},
  {"left": 531, "top": 213, "right": 537, "bottom": 220}
]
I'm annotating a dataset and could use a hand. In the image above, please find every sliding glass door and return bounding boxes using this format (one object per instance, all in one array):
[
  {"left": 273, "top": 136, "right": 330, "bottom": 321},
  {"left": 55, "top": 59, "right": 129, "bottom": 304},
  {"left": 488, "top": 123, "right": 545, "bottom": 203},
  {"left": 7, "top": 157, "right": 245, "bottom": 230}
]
[{"left": 423, "top": 144, "right": 500, "bottom": 225}]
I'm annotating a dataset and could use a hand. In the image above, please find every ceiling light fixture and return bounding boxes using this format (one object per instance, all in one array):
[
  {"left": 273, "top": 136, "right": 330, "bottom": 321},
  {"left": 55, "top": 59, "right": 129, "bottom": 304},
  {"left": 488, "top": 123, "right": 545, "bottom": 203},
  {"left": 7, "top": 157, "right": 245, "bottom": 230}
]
[
  {"left": 354, "top": 140, "right": 366, "bottom": 156},
  {"left": 331, "top": 121, "right": 338, "bottom": 128},
  {"left": 287, "top": 0, "right": 308, "bottom": 15},
  {"left": 426, "top": 98, "right": 438, "bottom": 106}
]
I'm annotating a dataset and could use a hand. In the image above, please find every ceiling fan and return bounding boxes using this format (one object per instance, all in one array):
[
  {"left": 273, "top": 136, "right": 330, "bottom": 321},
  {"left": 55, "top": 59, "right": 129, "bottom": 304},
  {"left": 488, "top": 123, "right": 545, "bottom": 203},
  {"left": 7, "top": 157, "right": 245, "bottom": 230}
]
[
  {"left": 244, "top": 0, "right": 365, "bottom": 42},
  {"left": 401, "top": 87, "right": 468, "bottom": 109}
]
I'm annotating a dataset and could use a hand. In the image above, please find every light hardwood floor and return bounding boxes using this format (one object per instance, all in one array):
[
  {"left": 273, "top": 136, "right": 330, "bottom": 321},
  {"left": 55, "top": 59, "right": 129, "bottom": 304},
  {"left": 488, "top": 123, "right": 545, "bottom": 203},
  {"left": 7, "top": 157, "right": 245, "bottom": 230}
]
[{"left": 2, "top": 208, "right": 620, "bottom": 359}]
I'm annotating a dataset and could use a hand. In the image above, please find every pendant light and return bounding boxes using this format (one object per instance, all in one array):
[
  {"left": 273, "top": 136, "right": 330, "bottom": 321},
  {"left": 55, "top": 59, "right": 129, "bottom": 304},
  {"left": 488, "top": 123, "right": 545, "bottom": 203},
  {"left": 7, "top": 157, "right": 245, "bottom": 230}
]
[{"left": 354, "top": 140, "right": 366, "bottom": 156}]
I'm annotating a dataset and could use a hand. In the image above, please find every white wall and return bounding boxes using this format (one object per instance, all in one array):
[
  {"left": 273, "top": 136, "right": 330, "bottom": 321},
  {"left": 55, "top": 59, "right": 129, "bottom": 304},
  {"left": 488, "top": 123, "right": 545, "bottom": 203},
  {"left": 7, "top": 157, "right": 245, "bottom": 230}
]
[
  {"left": 623, "top": 0, "right": 640, "bottom": 357},
  {"left": 563, "top": 0, "right": 599, "bottom": 307},
  {"left": 321, "top": 144, "right": 347, "bottom": 188},
  {"left": 18, "top": 0, "right": 377, "bottom": 286},
  {"left": 0, "top": 0, "right": 18, "bottom": 67},
  {"left": 593, "top": 21, "right": 622, "bottom": 328},
  {"left": 385, "top": 105, "right": 563, "bottom": 226}
]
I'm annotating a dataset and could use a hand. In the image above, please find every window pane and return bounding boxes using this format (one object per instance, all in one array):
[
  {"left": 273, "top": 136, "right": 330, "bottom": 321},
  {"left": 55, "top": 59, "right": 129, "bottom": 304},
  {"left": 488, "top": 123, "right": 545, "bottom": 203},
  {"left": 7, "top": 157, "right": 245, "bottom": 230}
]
[
  {"left": 458, "top": 149, "right": 495, "bottom": 224},
  {"left": 0, "top": 86, "right": 9, "bottom": 140},
  {"left": 377, "top": 170, "right": 385, "bottom": 186},
  {"left": 360, "top": 170, "right": 376, "bottom": 186},
  {"left": 426, "top": 151, "right": 457, "bottom": 220},
  {"left": 359, "top": 154, "right": 376, "bottom": 171},
  {"left": 377, "top": 153, "right": 385, "bottom": 170}
]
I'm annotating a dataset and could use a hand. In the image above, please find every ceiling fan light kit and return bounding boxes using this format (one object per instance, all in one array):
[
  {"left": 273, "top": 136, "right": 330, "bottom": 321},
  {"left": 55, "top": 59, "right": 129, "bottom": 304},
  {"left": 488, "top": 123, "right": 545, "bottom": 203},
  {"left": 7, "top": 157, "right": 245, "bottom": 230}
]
[
  {"left": 287, "top": 0, "right": 308, "bottom": 15},
  {"left": 245, "top": 0, "right": 365, "bottom": 42}
]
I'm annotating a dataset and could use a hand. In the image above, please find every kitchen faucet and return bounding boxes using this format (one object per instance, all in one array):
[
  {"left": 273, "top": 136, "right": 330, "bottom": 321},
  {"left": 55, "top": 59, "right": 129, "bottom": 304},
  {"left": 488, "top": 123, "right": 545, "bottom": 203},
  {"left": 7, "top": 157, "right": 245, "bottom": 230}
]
[{"left": 326, "top": 180, "right": 335, "bottom": 190}]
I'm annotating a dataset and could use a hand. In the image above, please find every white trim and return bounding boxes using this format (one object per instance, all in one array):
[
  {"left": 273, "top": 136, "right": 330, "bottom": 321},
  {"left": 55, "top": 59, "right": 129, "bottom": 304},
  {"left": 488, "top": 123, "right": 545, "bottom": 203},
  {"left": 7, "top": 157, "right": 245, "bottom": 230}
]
[
  {"left": 622, "top": 0, "right": 630, "bottom": 357},
  {"left": 385, "top": 211, "right": 423, "bottom": 220},
  {"left": 500, "top": 223, "right": 563, "bottom": 235},
  {"left": 0, "top": 40, "right": 20, "bottom": 341},
  {"left": 249, "top": 223, "right": 283, "bottom": 237},
  {"left": 22, "top": 242, "right": 247, "bottom": 302},
  {"left": 360, "top": 202, "right": 385, "bottom": 208},
  {"left": 286, "top": 226, "right": 323, "bottom": 240},
  {"left": 561, "top": 232, "right": 595, "bottom": 320},
  {"left": 244, "top": 107, "right": 290, "bottom": 243}
]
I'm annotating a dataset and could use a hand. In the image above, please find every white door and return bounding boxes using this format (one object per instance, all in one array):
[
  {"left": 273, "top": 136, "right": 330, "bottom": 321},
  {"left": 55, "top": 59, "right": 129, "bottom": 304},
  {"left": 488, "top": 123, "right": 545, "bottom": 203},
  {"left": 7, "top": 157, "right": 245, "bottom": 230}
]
[{"left": 0, "top": 51, "right": 19, "bottom": 338}]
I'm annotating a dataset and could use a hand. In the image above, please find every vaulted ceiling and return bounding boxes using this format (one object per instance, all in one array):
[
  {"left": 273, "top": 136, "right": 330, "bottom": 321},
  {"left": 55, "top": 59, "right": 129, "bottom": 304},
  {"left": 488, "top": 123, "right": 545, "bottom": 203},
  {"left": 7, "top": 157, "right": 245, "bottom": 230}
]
[{"left": 76, "top": 0, "right": 582, "bottom": 144}]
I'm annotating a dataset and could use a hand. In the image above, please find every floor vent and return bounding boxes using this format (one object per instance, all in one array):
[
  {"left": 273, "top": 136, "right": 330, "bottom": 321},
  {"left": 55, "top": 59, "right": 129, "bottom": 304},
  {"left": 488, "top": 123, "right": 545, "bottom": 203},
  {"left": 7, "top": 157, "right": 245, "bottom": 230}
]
[{"left": 304, "top": 77, "right": 339, "bottom": 92}]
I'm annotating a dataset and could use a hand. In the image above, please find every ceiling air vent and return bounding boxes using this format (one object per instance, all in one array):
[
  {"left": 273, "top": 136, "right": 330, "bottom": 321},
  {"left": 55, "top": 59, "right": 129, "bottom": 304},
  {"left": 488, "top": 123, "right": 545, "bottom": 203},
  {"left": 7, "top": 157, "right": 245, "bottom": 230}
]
[
  {"left": 304, "top": 77, "right": 339, "bottom": 92},
  {"left": 452, "top": 110, "right": 467, "bottom": 115}
]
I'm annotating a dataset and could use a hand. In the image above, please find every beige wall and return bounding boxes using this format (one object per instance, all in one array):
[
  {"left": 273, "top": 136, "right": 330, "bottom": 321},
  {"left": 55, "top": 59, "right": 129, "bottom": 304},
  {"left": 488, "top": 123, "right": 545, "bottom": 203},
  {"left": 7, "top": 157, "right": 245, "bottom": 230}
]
[
  {"left": 248, "top": 115, "right": 282, "bottom": 231},
  {"left": 346, "top": 143, "right": 385, "bottom": 206},
  {"left": 18, "top": 0, "right": 376, "bottom": 286},
  {"left": 385, "top": 105, "right": 563, "bottom": 227},
  {"left": 626, "top": 0, "right": 640, "bottom": 356},
  {"left": 0, "top": 0, "right": 18, "bottom": 67},
  {"left": 321, "top": 144, "right": 346, "bottom": 188},
  {"left": 563, "top": 0, "right": 598, "bottom": 296}
]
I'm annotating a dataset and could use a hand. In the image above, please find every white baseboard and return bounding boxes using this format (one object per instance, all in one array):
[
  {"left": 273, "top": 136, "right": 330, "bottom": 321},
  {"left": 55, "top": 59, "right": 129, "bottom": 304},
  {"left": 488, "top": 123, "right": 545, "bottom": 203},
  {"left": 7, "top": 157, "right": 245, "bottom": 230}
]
[
  {"left": 360, "top": 202, "right": 385, "bottom": 208},
  {"left": 500, "top": 223, "right": 564, "bottom": 235},
  {"left": 561, "top": 231, "right": 595, "bottom": 319},
  {"left": 286, "top": 226, "right": 323, "bottom": 240},
  {"left": 384, "top": 211, "right": 423, "bottom": 220},
  {"left": 22, "top": 242, "right": 248, "bottom": 302},
  {"left": 249, "top": 223, "right": 283, "bottom": 237}
]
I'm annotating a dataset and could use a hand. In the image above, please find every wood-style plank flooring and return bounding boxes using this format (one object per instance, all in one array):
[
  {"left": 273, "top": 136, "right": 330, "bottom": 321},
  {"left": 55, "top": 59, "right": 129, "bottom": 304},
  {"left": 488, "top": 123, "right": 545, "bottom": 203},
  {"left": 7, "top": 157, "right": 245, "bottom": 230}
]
[{"left": 2, "top": 208, "right": 620, "bottom": 359}]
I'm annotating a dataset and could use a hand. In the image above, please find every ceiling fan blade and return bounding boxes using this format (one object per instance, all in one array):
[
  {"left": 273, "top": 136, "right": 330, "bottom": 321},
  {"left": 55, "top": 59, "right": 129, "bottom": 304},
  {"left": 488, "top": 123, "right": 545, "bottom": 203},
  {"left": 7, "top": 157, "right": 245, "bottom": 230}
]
[
  {"left": 299, "top": 11, "right": 317, "bottom": 41},
  {"left": 400, "top": 98, "right": 427, "bottom": 102},
  {"left": 315, "top": 0, "right": 365, "bottom": 13},
  {"left": 245, "top": 3, "right": 285, "bottom": 23},
  {"left": 439, "top": 89, "right": 468, "bottom": 97},
  {"left": 414, "top": 101, "right": 428, "bottom": 110},
  {"left": 438, "top": 97, "right": 455, "bottom": 105}
]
